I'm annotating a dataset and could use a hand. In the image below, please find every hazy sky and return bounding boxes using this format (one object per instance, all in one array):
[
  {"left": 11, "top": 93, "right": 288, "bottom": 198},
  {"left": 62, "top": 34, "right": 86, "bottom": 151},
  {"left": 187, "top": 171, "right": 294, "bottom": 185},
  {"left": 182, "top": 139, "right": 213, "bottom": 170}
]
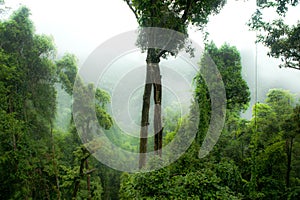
[
  {"left": 5, "top": 0, "right": 300, "bottom": 117},
  {"left": 6, "top": 0, "right": 259, "bottom": 60}
]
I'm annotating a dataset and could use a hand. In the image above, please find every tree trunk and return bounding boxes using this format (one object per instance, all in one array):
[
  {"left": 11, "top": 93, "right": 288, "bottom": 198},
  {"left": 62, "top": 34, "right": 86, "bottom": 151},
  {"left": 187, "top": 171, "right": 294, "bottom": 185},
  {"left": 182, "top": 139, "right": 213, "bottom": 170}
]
[
  {"left": 72, "top": 148, "right": 90, "bottom": 199},
  {"left": 50, "top": 120, "right": 61, "bottom": 200},
  {"left": 153, "top": 63, "right": 162, "bottom": 156},
  {"left": 72, "top": 157, "right": 85, "bottom": 199},
  {"left": 85, "top": 159, "right": 91, "bottom": 200},
  {"left": 139, "top": 62, "right": 153, "bottom": 169},
  {"left": 139, "top": 48, "right": 164, "bottom": 168},
  {"left": 286, "top": 138, "right": 293, "bottom": 188}
]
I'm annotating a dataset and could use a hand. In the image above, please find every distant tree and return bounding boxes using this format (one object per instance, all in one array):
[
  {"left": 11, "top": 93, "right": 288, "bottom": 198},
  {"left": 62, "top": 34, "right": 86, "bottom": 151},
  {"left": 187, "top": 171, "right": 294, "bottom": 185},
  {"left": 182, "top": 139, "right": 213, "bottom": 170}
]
[
  {"left": 58, "top": 56, "right": 113, "bottom": 199},
  {"left": 283, "top": 105, "right": 300, "bottom": 189},
  {"left": 124, "top": 0, "right": 227, "bottom": 169},
  {"left": 195, "top": 42, "right": 250, "bottom": 145},
  {"left": 246, "top": 89, "right": 300, "bottom": 199},
  {"left": 265, "top": 88, "right": 294, "bottom": 127},
  {"left": 0, "top": 6, "right": 113, "bottom": 199},
  {"left": 198, "top": 42, "right": 250, "bottom": 111},
  {"left": 56, "top": 53, "right": 78, "bottom": 96},
  {"left": 249, "top": 0, "right": 300, "bottom": 70}
]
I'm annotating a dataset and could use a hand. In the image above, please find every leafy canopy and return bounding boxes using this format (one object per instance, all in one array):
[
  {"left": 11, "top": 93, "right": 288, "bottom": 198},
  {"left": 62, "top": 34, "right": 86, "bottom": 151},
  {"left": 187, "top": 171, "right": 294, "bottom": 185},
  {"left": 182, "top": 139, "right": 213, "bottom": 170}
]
[
  {"left": 124, "top": 0, "right": 226, "bottom": 60},
  {"left": 249, "top": 0, "right": 300, "bottom": 70}
]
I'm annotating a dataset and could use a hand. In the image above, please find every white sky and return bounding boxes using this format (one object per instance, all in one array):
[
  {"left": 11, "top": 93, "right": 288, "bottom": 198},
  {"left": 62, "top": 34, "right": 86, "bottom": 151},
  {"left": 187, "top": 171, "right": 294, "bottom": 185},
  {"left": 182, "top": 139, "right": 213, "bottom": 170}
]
[
  {"left": 4, "top": 0, "right": 300, "bottom": 118},
  {"left": 6, "top": 0, "right": 260, "bottom": 60},
  {"left": 5, "top": 0, "right": 298, "bottom": 60}
]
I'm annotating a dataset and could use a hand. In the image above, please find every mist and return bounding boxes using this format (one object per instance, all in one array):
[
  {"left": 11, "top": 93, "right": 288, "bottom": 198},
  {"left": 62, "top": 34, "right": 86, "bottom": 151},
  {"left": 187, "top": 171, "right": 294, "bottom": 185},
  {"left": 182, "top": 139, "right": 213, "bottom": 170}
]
[{"left": 7, "top": 0, "right": 299, "bottom": 121}]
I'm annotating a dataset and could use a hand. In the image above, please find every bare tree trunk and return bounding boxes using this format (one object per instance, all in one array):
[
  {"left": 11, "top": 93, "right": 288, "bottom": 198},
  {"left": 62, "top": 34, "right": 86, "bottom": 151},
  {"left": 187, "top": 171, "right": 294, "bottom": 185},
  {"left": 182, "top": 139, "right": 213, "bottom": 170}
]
[
  {"left": 139, "top": 62, "right": 153, "bottom": 169},
  {"left": 153, "top": 63, "right": 162, "bottom": 156}
]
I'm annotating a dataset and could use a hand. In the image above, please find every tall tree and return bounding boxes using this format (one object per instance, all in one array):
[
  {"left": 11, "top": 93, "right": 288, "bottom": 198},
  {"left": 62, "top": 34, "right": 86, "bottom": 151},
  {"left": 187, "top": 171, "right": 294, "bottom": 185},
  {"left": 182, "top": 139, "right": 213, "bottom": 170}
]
[
  {"left": 56, "top": 54, "right": 113, "bottom": 199},
  {"left": 124, "top": 0, "right": 227, "bottom": 169},
  {"left": 283, "top": 105, "right": 300, "bottom": 189},
  {"left": 0, "top": 6, "right": 58, "bottom": 199},
  {"left": 246, "top": 89, "right": 300, "bottom": 199},
  {"left": 195, "top": 42, "right": 250, "bottom": 146}
]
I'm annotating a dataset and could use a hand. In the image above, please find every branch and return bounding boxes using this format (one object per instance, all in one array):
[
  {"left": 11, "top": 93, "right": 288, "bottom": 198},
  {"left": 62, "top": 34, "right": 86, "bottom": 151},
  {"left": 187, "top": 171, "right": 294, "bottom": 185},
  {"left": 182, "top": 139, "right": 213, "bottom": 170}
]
[
  {"left": 125, "top": 0, "right": 139, "bottom": 20},
  {"left": 84, "top": 168, "right": 97, "bottom": 175},
  {"left": 81, "top": 147, "right": 91, "bottom": 161},
  {"left": 181, "top": 0, "right": 194, "bottom": 23},
  {"left": 156, "top": 30, "right": 178, "bottom": 60},
  {"left": 171, "top": 173, "right": 186, "bottom": 177},
  {"left": 285, "top": 64, "right": 300, "bottom": 70},
  {"left": 157, "top": 50, "right": 168, "bottom": 59}
]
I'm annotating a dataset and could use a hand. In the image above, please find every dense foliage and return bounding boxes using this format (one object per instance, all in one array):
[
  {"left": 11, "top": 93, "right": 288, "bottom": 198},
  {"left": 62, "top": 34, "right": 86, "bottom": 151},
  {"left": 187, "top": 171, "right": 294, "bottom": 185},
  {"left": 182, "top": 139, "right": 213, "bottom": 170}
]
[
  {"left": 0, "top": 7, "right": 118, "bottom": 199},
  {"left": 119, "top": 43, "right": 299, "bottom": 199},
  {"left": 0, "top": 2, "right": 299, "bottom": 200}
]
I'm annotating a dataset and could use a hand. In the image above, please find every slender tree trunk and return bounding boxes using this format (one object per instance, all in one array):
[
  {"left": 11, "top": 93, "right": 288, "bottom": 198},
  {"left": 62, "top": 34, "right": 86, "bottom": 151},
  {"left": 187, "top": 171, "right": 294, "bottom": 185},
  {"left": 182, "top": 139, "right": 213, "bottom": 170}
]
[
  {"left": 50, "top": 120, "right": 61, "bottom": 200},
  {"left": 139, "top": 47, "right": 164, "bottom": 168},
  {"left": 72, "top": 157, "right": 85, "bottom": 199},
  {"left": 85, "top": 159, "right": 91, "bottom": 200},
  {"left": 72, "top": 149, "right": 90, "bottom": 199},
  {"left": 139, "top": 62, "right": 153, "bottom": 169},
  {"left": 8, "top": 94, "right": 17, "bottom": 151},
  {"left": 153, "top": 63, "right": 163, "bottom": 156},
  {"left": 286, "top": 138, "right": 293, "bottom": 188}
]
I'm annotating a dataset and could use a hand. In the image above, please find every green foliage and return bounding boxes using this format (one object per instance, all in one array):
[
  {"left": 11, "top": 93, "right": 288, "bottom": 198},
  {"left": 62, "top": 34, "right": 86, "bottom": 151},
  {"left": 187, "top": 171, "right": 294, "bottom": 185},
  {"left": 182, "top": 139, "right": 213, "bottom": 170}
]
[
  {"left": 163, "top": 103, "right": 183, "bottom": 145},
  {"left": 119, "top": 43, "right": 250, "bottom": 199},
  {"left": 120, "top": 167, "right": 241, "bottom": 200},
  {"left": 1, "top": 2, "right": 300, "bottom": 200},
  {"left": 197, "top": 42, "right": 251, "bottom": 111},
  {"left": 194, "top": 42, "right": 250, "bottom": 148},
  {"left": 249, "top": 0, "right": 300, "bottom": 70},
  {"left": 129, "top": 0, "right": 225, "bottom": 29},
  {"left": 73, "top": 80, "right": 113, "bottom": 136},
  {"left": 0, "top": 6, "right": 59, "bottom": 199},
  {"left": 56, "top": 53, "right": 78, "bottom": 95},
  {"left": 125, "top": 0, "right": 226, "bottom": 60},
  {"left": 244, "top": 89, "right": 300, "bottom": 199},
  {"left": 266, "top": 88, "right": 294, "bottom": 116},
  {"left": 0, "top": 6, "right": 114, "bottom": 199},
  {"left": 54, "top": 86, "right": 72, "bottom": 132}
]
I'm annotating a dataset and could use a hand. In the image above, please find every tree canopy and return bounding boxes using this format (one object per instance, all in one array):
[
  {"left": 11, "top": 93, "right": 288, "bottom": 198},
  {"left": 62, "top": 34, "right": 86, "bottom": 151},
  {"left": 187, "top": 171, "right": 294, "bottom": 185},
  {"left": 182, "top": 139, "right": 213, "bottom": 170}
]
[
  {"left": 249, "top": 0, "right": 300, "bottom": 70},
  {"left": 125, "top": 0, "right": 226, "bottom": 60}
]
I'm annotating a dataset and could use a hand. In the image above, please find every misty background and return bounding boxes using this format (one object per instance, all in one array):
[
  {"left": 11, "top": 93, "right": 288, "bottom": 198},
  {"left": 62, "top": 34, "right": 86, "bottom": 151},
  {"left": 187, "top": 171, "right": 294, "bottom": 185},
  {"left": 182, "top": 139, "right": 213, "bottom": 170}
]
[{"left": 5, "top": 0, "right": 300, "bottom": 121}]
